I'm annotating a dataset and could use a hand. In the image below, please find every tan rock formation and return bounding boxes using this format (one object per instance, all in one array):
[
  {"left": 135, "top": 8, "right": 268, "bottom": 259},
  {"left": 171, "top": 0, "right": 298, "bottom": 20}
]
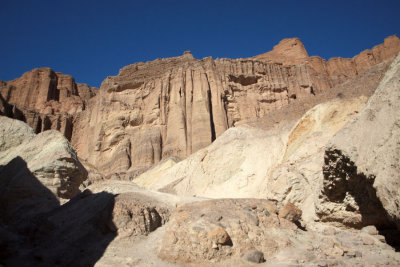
[
  {"left": 2, "top": 36, "right": 399, "bottom": 179},
  {"left": 158, "top": 198, "right": 298, "bottom": 264},
  {"left": 71, "top": 36, "right": 399, "bottom": 178},
  {"left": 255, "top": 35, "right": 400, "bottom": 92},
  {"left": 0, "top": 116, "right": 87, "bottom": 224},
  {"left": 0, "top": 117, "right": 87, "bottom": 197},
  {"left": 320, "top": 53, "right": 400, "bottom": 229},
  {"left": 133, "top": 95, "right": 368, "bottom": 227}
]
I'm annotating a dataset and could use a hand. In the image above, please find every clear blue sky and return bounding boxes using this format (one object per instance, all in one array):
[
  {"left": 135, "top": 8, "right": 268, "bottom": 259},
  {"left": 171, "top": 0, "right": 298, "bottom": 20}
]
[{"left": 0, "top": 0, "right": 399, "bottom": 87}]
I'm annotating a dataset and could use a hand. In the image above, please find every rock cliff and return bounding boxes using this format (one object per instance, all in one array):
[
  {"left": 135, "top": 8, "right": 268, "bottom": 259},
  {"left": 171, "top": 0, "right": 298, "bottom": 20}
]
[
  {"left": 0, "top": 68, "right": 97, "bottom": 140},
  {"left": 71, "top": 36, "right": 400, "bottom": 178},
  {"left": 2, "top": 36, "right": 399, "bottom": 178}
]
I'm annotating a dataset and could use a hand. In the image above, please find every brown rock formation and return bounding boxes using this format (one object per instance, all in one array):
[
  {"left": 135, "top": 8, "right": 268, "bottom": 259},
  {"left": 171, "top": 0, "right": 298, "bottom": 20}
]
[
  {"left": 2, "top": 36, "right": 399, "bottom": 178},
  {"left": 71, "top": 36, "right": 400, "bottom": 178},
  {"left": 256, "top": 35, "right": 400, "bottom": 91},
  {"left": 72, "top": 52, "right": 320, "bottom": 177},
  {"left": 254, "top": 37, "right": 309, "bottom": 65},
  {"left": 0, "top": 68, "right": 98, "bottom": 139}
]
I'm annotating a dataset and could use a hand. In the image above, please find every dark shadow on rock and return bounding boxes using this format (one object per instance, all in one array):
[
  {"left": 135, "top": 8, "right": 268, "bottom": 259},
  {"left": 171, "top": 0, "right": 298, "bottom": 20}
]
[
  {"left": 322, "top": 149, "right": 399, "bottom": 251},
  {"left": 0, "top": 93, "right": 12, "bottom": 117},
  {"left": 0, "top": 156, "right": 59, "bottom": 225},
  {"left": 0, "top": 157, "right": 117, "bottom": 266}
]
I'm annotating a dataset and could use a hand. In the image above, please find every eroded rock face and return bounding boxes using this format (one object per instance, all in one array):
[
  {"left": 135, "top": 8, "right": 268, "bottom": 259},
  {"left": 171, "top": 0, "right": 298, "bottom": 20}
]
[
  {"left": 0, "top": 68, "right": 97, "bottom": 140},
  {"left": 0, "top": 116, "right": 87, "bottom": 222},
  {"left": 133, "top": 96, "right": 367, "bottom": 225},
  {"left": 111, "top": 193, "right": 170, "bottom": 239},
  {"left": 254, "top": 37, "right": 309, "bottom": 65},
  {"left": 71, "top": 36, "right": 400, "bottom": 178},
  {"left": 319, "top": 53, "right": 400, "bottom": 229},
  {"left": 2, "top": 36, "right": 399, "bottom": 179}
]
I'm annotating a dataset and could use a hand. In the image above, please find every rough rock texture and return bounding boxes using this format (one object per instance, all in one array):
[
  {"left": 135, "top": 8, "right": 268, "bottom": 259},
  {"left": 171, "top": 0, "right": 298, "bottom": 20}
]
[
  {"left": 157, "top": 198, "right": 400, "bottom": 266},
  {"left": 0, "top": 68, "right": 97, "bottom": 140},
  {"left": 319, "top": 53, "right": 400, "bottom": 229},
  {"left": 1, "top": 36, "right": 398, "bottom": 180},
  {"left": 0, "top": 179, "right": 178, "bottom": 266},
  {"left": 255, "top": 35, "right": 400, "bottom": 89},
  {"left": 158, "top": 198, "right": 298, "bottom": 264},
  {"left": 110, "top": 192, "right": 171, "bottom": 239},
  {"left": 0, "top": 116, "right": 87, "bottom": 222},
  {"left": 134, "top": 96, "right": 367, "bottom": 224},
  {"left": 254, "top": 38, "right": 309, "bottom": 65},
  {"left": 71, "top": 36, "right": 400, "bottom": 178}
]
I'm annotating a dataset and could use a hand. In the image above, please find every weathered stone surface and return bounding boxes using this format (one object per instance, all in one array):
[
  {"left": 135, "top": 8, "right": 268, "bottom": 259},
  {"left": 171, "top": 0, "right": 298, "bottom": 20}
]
[
  {"left": 242, "top": 250, "right": 265, "bottom": 263},
  {"left": 134, "top": 96, "right": 367, "bottom": 226},
  {"left": 111, "top": 192, "right": 170, "bottom": 239},
  {"left": 2, "top": 36, "right": 399, "bottom": 180},
  {"left": 0, "top": 116, "right": 87, "bottom": 222},
  {"left": 71, "top": 36, "right": 399, "bottom": 178},
  {"left": 278, "top": 202, "right": 302, "bottom": 222},
  {"left": 158, "top": 198, "right": 298, "bottom": 264},
  {"left": 319, "top": 53, "right": 400, "bottom": 229},
  {"left": 0, "top": 68, "right": 97, "bottom": 139},
  {"left": 254, "top": 38, "right": 309, "bottom": 65}
]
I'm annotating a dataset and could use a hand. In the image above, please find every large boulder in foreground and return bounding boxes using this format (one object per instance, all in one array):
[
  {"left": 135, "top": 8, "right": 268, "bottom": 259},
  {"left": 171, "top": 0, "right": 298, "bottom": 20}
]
[
  {"left": 319, "top": 53, "right": 400, "bottom": 229},
  {"left": 0, "top": 116, "right": 87, "bottom": 221},
  {"left": 158, "top": 198, "right": 298, "bottom": 264}
]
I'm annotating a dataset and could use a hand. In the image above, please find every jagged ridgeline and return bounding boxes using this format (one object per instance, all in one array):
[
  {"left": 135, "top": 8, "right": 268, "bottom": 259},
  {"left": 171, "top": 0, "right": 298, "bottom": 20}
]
[{"left": 1, "top": 36, "right": 399, "bottom": 179}]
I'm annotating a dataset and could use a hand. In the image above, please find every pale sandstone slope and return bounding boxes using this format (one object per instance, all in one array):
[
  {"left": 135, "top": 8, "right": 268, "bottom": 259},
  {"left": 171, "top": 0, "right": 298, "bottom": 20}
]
[
  {"left": 321, "top": 53, "right": 400, "bottom": 229},
  {"left": 134, "top": 96, "right": 367, "bottom": 222}
]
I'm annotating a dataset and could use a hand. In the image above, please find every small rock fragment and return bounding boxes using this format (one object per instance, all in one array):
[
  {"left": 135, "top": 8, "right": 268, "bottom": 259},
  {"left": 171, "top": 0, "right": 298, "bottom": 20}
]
[
  {"left": 278, "top": 202, "right": 302, "bottom": 222},
  {"left": 345, "top": 250, "right": 356, "bottom": 258},
  {"left": 362, "top": 236, "right": 375, "bottom": 245},
  {"left": 361, "top": 225, "right": 379, "bottom": 235},
  {"left": 376, "top": 235, "right": 386, "bottom": 243},
  {"left": 242, "top": 250, "right": 265, "bottom": 263},
  {"left": 207, "top": 226, "right": 231, "bottom": 245}
]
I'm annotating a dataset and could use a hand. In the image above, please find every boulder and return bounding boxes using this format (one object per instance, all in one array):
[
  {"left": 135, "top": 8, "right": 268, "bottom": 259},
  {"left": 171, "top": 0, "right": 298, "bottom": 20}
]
[
  {"left": 158, "top": 198, "right": 298, "bottom": 264},
  {"left": 0, "top": 116, "right": 87, "bottom": 222}
]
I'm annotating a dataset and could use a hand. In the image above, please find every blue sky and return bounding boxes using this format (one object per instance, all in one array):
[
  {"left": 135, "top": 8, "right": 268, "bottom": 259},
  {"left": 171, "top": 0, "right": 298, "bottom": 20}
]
[{"left": 0, "top": 0, "right": 399, "bottom": 87}]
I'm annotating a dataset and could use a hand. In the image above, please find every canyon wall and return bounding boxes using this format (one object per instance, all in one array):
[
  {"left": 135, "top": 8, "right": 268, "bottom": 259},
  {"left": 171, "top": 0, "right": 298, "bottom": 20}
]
[{"left": 1, "top": 36, "right": 399, "bottom": 178}]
